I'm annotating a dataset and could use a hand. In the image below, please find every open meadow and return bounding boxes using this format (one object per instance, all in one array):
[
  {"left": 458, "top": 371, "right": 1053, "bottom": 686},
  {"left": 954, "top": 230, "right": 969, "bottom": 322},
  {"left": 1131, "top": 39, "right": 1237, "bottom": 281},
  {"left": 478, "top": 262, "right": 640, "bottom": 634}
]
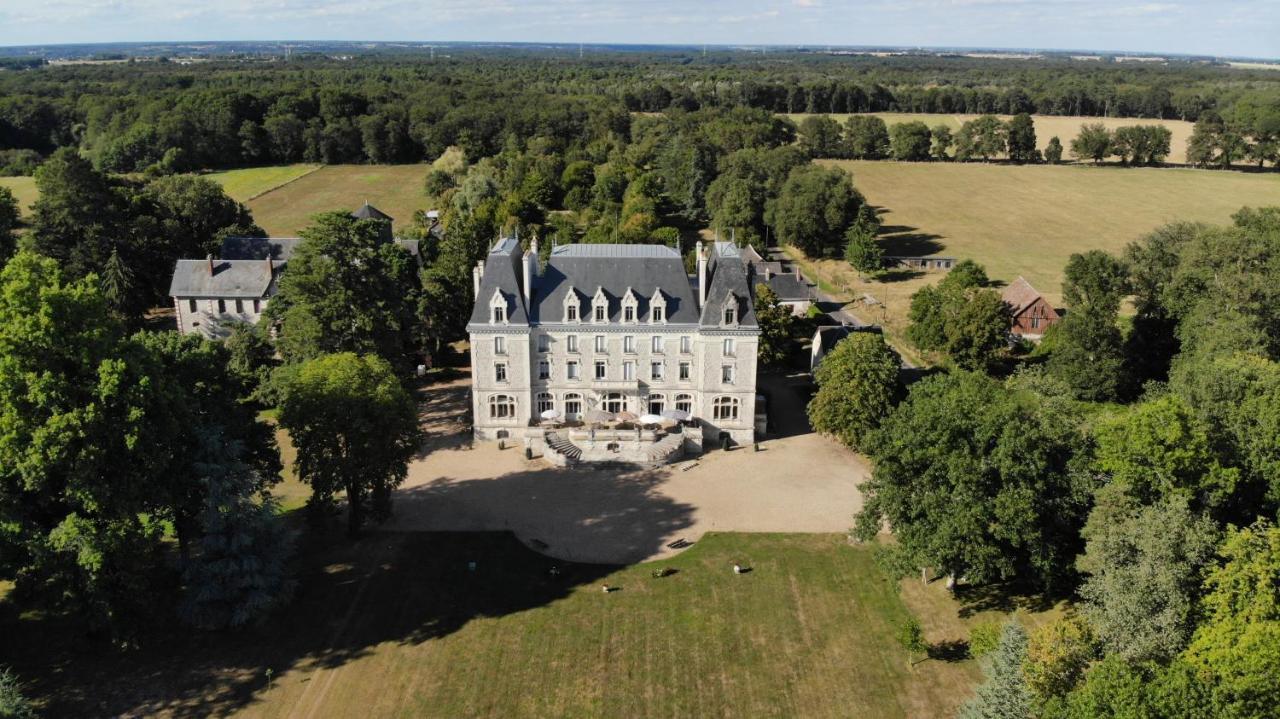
[
  {"left": 201, "top": 164, "right": 322, "bottom": 203},
  {"left": 798, "top": 160, "right": 1280, "bottom": 347},
  {"left": 243, "top": 164, "right": 433, "bottom": 236},
  {"left": 0, "top": 176, "right": 38, "bottom": 218},
  {"left": 783, "top": 113, "right": 1197, "bottom": 164},
  {"left": 1, "top": 531, "right": 1061, "bottom": 718}
]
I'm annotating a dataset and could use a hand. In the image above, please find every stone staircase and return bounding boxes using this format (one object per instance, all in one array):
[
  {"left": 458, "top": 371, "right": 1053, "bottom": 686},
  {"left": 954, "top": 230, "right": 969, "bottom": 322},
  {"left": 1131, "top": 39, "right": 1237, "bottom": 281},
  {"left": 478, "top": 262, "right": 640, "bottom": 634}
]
[
  {"left": 545, "top": 431, "right": 582, "bottom": 463},
  {"left": 642, "top": 431, "right": 685, "bottom": 464}
]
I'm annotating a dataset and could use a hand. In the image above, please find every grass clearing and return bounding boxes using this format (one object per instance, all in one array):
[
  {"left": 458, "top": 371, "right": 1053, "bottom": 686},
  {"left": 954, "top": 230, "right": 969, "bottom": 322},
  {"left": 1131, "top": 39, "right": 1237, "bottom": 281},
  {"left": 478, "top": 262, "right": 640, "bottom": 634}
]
[
  {"left": 201, "top": 164, "right": 321, "bottom": 203},
  {"left": 0, "top": 531, "right": 1060, "bottom": 718},
  {"left": 783, "top": 113, "right": 1197, "bottom": 164},
  {"left": 244, "top": 164, "right": 432, "bottom": 236},
  {"left": 0, "top": 176, "right": 38, "bottom": 218},
  {"left": 799, "top": 160, "right": 1280, "bottom": 346}
]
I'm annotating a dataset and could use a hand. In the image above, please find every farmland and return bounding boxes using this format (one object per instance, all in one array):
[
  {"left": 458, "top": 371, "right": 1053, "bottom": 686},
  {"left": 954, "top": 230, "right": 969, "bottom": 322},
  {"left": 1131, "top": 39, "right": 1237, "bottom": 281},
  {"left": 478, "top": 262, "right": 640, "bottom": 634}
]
[
  {"left": 201, "top": 164, "right": 321, "bottom": 203},
  {"left": 798, "top": 161, "right": 1280, "bottom": 344},
  {"left": 782, "top": 113, "right": 1198, "bottom": 164},
  {"left": 242, "top": 164, "right": 433, "bottom": 236},
  {"left": 0, "top": 175, "right": 37, "bottom": 218}
]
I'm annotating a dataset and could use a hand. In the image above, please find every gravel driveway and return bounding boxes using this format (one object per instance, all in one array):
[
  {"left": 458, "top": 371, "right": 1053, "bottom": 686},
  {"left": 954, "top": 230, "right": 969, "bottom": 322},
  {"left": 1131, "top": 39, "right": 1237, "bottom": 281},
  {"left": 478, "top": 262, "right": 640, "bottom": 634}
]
[{"left": 386, "top": 374, "right": 868, "bottom": 564}]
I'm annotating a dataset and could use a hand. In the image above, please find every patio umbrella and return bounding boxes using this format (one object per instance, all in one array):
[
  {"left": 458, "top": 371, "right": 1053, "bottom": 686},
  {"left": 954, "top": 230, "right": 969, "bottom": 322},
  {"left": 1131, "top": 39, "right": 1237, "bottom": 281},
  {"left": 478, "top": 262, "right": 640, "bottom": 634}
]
[
  {"left": 661, "top": 409, "right": 691, "bottom": 421},
  {"left": 540, "top": 409, "right": 561, "bottom": 421},
  {"left": 638, "top": 414, "right": 664, "bottom": 425},
  {"left": 616, "top": 411, "right": 638, "bottom": 422},
  {"left": 585, "top": 409, "right": 615, "bottom": 423}
]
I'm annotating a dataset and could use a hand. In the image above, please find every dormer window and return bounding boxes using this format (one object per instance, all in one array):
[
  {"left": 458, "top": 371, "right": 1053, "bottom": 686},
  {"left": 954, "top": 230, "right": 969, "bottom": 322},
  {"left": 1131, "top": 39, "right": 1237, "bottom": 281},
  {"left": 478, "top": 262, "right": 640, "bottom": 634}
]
[
  {"left": 592, "top": 287, "right": 609, "bottom": 323},
  {"left": 563, "top": 286, "right": 581, "bottom": 323},
  {"left": 621, "top": 288, "right": 639, "bottom": 324},
  {"left": 722, "top": 295, "right": 739, "bottom": 327},
  {"left": 490, "top": 289, "right": 508, "bottom": 324},
  {"left": 649, "top": 289, "right": 667, "bottom": 324}
]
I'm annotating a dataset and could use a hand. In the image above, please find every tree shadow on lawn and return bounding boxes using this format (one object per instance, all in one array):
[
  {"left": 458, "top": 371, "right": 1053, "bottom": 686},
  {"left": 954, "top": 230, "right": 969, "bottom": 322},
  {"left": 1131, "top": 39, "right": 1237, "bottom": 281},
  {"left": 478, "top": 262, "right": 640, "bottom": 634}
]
[
  {"left": 6, "top": 460, "right": 696, "bottom": 717},
  {"left": 878, "top": 230, "right": 945, "bottom": 258},
  {"left": 953, "top": 581, "right": 1060, "bottom": 619}
]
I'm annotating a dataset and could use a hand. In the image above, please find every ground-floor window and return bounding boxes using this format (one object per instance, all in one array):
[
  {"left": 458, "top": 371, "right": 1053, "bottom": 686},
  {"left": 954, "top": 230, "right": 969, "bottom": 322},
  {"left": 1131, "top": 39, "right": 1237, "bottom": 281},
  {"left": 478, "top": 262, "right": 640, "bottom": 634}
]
[
  {"left": 675, "top": 393, "right": 694, "bottom": 414},
  {"left": 602, "top": 392, "right": 625, "bottom": 413},
  {"left": 536, "top": 392, "right": 555, "bottom": 414},
  {"left": 648, "top": 394, "right": 665, "bottom": 415},
  {"left": 712, "top": 396, "right": 739, "bottom": 422},
  {"left": 489, "top": 394, "right": 516, "bottom": 419},
  {"left": 564, "top": 393, "right": 583, "bottom": 418}
]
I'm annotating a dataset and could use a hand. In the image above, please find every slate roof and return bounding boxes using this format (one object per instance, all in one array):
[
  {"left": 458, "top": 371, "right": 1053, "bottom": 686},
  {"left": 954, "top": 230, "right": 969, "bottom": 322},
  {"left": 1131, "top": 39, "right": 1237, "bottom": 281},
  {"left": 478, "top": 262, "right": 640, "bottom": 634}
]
[
  {"left": 1001, "top": 276, "right": 1050, "bottom": 316},
  {"left": 468, "top": 237, "right": 530, "bottom": 326},
  {"left": 467, "top": 240, "right": 758, "bottom": 330},
  {"left": 532, "top": 243, "right": 699, "bottom": 325},
  {"left": 352, "top": 203, "right": 393, "bottom": 222},
  {"left": 701, "top": 242, "right": 758, "bottom": 328},
  {"left": 169, "top": 258, "right": 283, "bottom": 298},
  {"left": 764, "top": 273, "right": 811, "bottom": 301}
]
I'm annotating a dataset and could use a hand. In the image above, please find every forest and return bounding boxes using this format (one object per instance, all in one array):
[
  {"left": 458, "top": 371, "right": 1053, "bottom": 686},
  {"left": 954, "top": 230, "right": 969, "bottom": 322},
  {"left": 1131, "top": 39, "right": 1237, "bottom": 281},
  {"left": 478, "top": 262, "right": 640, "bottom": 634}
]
[{"left": 2, "top": 50, "right": 1280, "bottom": 174}]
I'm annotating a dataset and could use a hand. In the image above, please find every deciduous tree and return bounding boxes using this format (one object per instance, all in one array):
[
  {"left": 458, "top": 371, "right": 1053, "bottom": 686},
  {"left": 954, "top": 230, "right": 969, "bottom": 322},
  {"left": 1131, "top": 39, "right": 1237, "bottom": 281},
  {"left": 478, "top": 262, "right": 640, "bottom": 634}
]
[
  {"left": 807, "top": 332, "right": 900, "bottom": 450},
  {"left": 275, "top": 353, "right": 420, "bottom": 536}
]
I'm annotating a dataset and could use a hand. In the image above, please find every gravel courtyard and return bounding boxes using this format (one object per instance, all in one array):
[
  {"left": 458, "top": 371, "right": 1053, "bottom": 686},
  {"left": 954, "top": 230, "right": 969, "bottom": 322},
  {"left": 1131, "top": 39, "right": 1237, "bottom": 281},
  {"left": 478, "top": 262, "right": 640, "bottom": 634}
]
[{"left": 387, "top": 373, "right": 868, "bottom": 564}]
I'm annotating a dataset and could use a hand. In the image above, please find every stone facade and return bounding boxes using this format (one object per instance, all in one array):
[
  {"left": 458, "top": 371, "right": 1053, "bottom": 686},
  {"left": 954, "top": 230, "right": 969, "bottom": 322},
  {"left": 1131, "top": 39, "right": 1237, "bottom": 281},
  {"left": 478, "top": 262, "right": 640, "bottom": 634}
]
[{"left": 467, "top": 238, "right": 760, "bottom": 447}]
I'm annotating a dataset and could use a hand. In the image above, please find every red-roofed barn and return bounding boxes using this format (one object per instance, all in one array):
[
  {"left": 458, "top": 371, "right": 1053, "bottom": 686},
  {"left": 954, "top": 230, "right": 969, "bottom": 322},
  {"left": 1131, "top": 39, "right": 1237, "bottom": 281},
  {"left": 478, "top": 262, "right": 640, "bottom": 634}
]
[{"left": 1001, "top": 276, "right": 1060, "bottom": 339}]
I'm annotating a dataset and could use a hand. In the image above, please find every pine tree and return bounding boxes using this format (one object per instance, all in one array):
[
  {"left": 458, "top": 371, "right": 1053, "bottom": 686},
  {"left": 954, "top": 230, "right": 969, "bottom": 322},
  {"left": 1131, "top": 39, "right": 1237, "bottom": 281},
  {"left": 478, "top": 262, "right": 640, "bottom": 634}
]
[
  {"left": 960, "top": 621, "right": 1033, "bottom": 719},
  {"left": 179, "top": 433, "right": 295, "bottom": 630},
  {"left": 99, "top": 246, "right": 136, "bottom": 319}
]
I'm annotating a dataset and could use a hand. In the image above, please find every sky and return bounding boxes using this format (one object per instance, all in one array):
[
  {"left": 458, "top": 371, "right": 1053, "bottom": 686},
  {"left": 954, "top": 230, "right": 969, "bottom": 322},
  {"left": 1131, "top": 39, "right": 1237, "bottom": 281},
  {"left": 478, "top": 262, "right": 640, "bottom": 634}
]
[{"left": 0, "top": 0, "right": 1277, "bottom": 60}]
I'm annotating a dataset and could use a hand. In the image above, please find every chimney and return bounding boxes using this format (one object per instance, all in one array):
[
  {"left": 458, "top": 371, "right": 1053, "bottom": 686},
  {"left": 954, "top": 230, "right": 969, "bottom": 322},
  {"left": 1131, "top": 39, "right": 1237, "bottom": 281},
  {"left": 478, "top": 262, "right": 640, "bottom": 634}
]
[
  {"left": 696, "top": 241, "right": 707, "bottom": 308},
  {"left": 794, "top": 265, "right": 801, "bottom": 280},
  {"left": 522, "top": 249, "right": 533, "bottom": 306},
  {"left": 531, "top": 234, "right": 540, "bottom": 262},
  {"left": 764, "top": 265, "right": 771, "bottom": 281},
  {"left": 207, "top": 253, "right": 214, "bottom": 275},
  {"left": 472, "top": 263, "right": 481, "bottom": 297}
]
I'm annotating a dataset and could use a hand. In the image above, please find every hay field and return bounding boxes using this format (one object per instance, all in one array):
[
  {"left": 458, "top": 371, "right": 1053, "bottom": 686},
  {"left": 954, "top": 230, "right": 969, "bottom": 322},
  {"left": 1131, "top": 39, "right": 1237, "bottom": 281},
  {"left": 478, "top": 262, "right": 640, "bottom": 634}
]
[
  {"left": 799, "top": 161, "right": 1280, "bottom": 345},
  {"left": 244, "top": 164, "right": 432, "bottom": 236},
  {"left": 783, "top": 113, "right": 1197, "bottom": 164}
]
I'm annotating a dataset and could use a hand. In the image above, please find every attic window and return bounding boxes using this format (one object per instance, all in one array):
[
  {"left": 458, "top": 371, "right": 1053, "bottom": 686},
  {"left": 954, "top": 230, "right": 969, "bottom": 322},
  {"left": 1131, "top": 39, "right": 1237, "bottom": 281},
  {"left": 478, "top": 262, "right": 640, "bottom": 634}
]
[
  {"left": 621, "top": 288, "right": 639, "bottom": 324},
  {"left": 563, "top": 286, "right": 581, "bottom": 323},
  {"left": 649, "top": 289, "right": 667, "bottom": 324},
  {"left": 592, "top": 287, "right": 608, "bottom": 323},
  {"left": 490, "top": 289, "right": 508, "bottom": 324},
  {"left": 723, "top": 307, "right": 735, "bottom": 325}
]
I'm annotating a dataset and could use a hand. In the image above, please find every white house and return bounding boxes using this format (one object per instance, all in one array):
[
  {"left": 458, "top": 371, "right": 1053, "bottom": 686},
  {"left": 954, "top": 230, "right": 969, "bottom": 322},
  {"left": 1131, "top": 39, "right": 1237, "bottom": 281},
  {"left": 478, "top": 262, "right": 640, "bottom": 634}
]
[{"left": 467, "top": 238, "right": 761, "bottom": 454}]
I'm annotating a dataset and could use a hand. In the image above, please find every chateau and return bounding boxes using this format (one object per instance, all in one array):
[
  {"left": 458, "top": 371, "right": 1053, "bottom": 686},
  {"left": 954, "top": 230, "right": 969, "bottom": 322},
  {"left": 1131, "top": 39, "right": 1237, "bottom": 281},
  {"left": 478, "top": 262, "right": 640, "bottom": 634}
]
[{"left": 466, "top": 237, "right": 761, "bottom": 456}]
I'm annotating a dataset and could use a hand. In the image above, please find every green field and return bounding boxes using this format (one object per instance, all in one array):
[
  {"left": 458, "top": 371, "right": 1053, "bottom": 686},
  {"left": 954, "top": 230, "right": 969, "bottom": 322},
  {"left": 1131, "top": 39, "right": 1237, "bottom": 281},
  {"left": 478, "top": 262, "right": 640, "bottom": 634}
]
[
  {"left": 783, "top": 113, "right": 1197, "bottom": 164},
  {"left": 800, "top": 161, "right": 1280, "bottom": 346},
  {"left": 0, "top": 531, "right": 1053, "bottom": 718},
  {"left": 245, "top": 164, "right": 432, "bottom": 236},
  {"left": 201, "top": 164, "right": 321, "bottom": 203},
  {"left": 0, "top": 176, "right": 38, "bottom": 218}
]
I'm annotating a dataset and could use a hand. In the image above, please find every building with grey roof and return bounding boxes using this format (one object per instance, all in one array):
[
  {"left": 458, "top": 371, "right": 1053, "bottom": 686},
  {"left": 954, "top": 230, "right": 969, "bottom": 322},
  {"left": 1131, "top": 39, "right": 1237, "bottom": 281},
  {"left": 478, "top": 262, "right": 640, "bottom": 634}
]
[
  {"left": 467, "top": 237, "right": 762, "bottom": 453},
  {"left": 169, "top": 203, "right": 420, "bottom": 338}
]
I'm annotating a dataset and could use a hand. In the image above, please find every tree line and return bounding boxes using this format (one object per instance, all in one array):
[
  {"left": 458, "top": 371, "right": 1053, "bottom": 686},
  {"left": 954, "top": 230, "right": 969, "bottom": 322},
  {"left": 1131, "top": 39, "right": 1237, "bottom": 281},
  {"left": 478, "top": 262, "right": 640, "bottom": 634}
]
[
  {"left": 2, "top": 51, "right": 1279, "bottom": 175},
  {"left": 806, "top": 206, "right": 1280, "bottom": 718}
]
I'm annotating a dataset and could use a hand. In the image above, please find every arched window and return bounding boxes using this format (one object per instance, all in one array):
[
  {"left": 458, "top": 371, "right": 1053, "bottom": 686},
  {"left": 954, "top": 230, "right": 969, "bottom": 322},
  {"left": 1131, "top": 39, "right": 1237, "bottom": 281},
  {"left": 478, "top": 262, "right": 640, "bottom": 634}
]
[
  {"left": 647, "top": 394, "right": 665, "bottom": 415},
  {"left": 602, "top": 392, "right": 625, "bottom": 413},
  {"left": 712, "top": 396, "right": 739, "bottom": 421},
  {"left": 489, "top": 394, "right": 516, "bottom": 419},
  {"left": 675, "top": 394, "right": 694, "bottom": 414},
  {"left": 536, "top": 392, "right": 555, "bottom": 414},
  {"left": 564, "top": 393, "right": 583, "bottom": 419}
]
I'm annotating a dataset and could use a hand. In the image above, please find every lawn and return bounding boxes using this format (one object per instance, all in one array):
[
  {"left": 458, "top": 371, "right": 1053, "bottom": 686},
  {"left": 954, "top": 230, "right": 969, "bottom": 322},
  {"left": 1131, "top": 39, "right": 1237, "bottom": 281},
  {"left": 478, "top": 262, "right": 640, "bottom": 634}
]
[
  {"left": 783, "top": 113, "right": 1197, "bottom": 164},
  {"left": 798, "top": 160, "right": 1280, "bottom": 348},
  {"left": 201, "top": 164, "right": 321, "bottom": 203},
  {"left": 244, "top": 164, "right": 433, "bottom": 236},
  {"left": 0, "top": 175, "right": 38, "bottom": 218},
  {"left": 0, "top": 531, "right": 1060, "bottom": 718}
]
